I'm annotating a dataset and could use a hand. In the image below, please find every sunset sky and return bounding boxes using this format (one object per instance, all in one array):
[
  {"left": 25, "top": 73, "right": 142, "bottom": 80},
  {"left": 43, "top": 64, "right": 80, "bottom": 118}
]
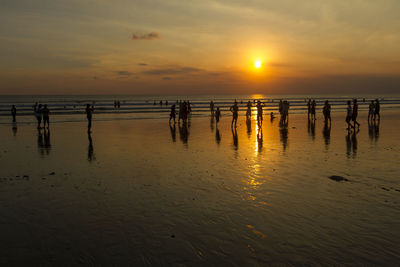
[{"left": 1, "top": 0, "right": 399, "bottom": 95}]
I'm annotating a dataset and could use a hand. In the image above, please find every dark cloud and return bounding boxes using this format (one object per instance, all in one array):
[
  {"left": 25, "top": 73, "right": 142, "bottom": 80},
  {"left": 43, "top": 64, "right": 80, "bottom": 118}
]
[
  {"left": 116, "top": 71, "right": 133, "bottom": 76},
  {"left": 138, "top": 63, "right": 148, "bottom": 66},
  {"left": 132, "top": 32, "right": 160, "bottom": 40},
  {"left": 162, "top": 77, "right": 172, "bottom": 80},
  {"left": 142, "top": 67, "right": 203, "bottom": 75}
]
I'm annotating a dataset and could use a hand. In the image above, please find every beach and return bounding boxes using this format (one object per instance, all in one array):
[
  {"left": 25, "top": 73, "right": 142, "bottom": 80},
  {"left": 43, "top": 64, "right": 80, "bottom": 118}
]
[{"left": 0, "top": 108, "right": 399, "bottom": 265}]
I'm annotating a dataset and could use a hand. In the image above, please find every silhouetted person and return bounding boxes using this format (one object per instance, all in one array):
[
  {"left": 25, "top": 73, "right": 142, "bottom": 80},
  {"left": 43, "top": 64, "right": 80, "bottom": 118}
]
[
  {"left": 169, "top": 123, "right": 176, "bottom": 142},
  {"left": 178, "top": 101, "right": 183, "bottom": 122},
  {"left": 169, "top": 104, "right": 176, "bottom": 124},
  {"left": 322, "top": 100, "right": 331, "bottom": 125},
  {"left": 270, "top": 112, "right": 276, "bottom": 121},
  {"left": 345, "top": 100, "right": 352, "bottom": 130},
  {"left": 374, "top": 99, "right": 380, "bottom": 121},
  {"left": 88, "top": 132, "right": 95, "bottom": 162},
  {"left": 166, "top": 100, "right": 169, "bottom": 106},
  {"left": 215, "top": 126, "right": 221, "bottom": 145},
  {"left": 311, "top": 100, "right": 316, "bottom": 120},
  {"left": 278, "top": 99, "right": 283, "bottom": 116},
  {"left": 256, "top": 100, "right": 264, "bottom": 125},
  {"left": 35, "top": 104, "right": 42, "bottom": 129},
  {"left": 352, "top": 99, "right": 360, "bottom": 129},
  {"left": 42, "top": 104, "right": 50, "bottom": 128},
  {"left": 246, "top": 101, "right": 252, "bottom": 119},
  {"left": 11, "top": 105, "right": 17, "bottom": 122},
  {"left": 210, "top": 101, "right": 215, "bottom": 115},
  {"left": 280, "top": 100, "right": 289, "bottom": 126},
  {"left": 215, "top": 107, "right": 221, "bottom": 123},
  {"left": 230, "top": 101, "right": 239, "bottom": 128},
  {"left": 368, "top": 100, "right": 375, "bottom": 121},
  {"left": 86, "top": 104, "right": 94, "bottom": 132}
]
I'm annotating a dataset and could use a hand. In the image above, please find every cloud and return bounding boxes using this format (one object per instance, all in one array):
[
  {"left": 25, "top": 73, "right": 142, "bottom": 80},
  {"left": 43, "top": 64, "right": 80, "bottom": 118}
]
[
  {"left": 162, "top": 77, "right": 172, "bottom": 80},
  {"left": 132, "top": 32, "right": 160, "bottom": 40},
  {"left": 138, "top": 63, "right": 148, "bottom": 66},
  {"left": 142, "top": 67, "right": 203, "bottom": 75},
  {"left": 116, "top": 71, "right": 133, "bottom": 76}
]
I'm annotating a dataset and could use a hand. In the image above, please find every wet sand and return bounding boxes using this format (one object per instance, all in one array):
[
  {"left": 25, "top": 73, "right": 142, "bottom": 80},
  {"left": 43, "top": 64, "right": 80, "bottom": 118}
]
[{"left": 0, "top": 111, "right": 399, "bottom": 265}]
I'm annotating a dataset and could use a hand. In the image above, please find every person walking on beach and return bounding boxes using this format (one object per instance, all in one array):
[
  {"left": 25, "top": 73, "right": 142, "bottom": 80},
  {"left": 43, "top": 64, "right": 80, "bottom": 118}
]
[
  {"left": 278, "top": 99, "right": 283, "bottom": 116},
  {"left": 280, "top": 100, "right": 290, "bottom": 126},
  {"left": 374, "top": 99, "right": 380, "bottom": 121},
  {"left": 322, "top": 100, "right": 331, "bottom": 125},
  {"left": 11, "top": 105, "right": 17, "bottom": 122},
  {"left": 86, "top": 104, "right": 94, "bottom": 132},
  {"left": 169, "top": 104, "right": 176, "bottom": 124},
  {"left": 215, "top": 107, "right": 221, "bottom": 123},
  {"left": 311, "top": 100, "right": 316, "bottom": 120},
  {"left": 368, "top": 100, "right": 375, "bottom": 121},
  {"left": 42, "top": 104, "right": 50, "bottom": 128},
  {"left": 352, "top": 99, "right": 360, "bottom": 129},
  {"left": 246, "top": 101, "right": 252, "bottom": 120},
  {"left": 256, "top": 100, "right": 264, "bottom": 125},
  {"left": 35, "top": 104, "right": 43, "bottom": 129},
  {"left": 345, "top": 100, "right": 352, "bottom": 130},
  {"left": 230, "top": 101, "right": 239, "bottom": 128},
  {"left": 210, "top": 101, "right": 215, "bottom": 115}
]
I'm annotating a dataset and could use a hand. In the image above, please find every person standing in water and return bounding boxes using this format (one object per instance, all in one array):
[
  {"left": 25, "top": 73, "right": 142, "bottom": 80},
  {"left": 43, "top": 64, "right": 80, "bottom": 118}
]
[
  {"left": 352, "top": 99, "right": 360, "bottom": 129},
  {"left": 322, "top": 100, "right": 331, "bottom": 125},
  {"left": 86, "top": 104, "right": 94, "bottom": 132},
  {"left": 311, "top": 100, "right": 316, "bottom": 121},
  {"left": 256, "top": 100, "right": 264, "bottom": 125},
  {"left": 230, "top": 101, "right": 239, "bottom": 128},
  {"left": 345, "top": 100, "right": 352, "bottom": 130},
  {"left": 374, "top": 99, "right": 380, "bottom": 121},
  {"left": 307, "top": 99, "right": 312, "bottom": 120},
  {"left": 42, "top": 104, "right": 50, "bottom": 128},
  {"left": 368, "top": 100, "right": 375, "bottom": 121},
  {"left": 210, "top": 101, "right": 215, "bottom": 115},
  {"left": 169, "top": 104, "right": 176, "bottom": 124},
  {"left": 11, "top": 105, "right": 17, "bottom": 122},
  {"left": 215, "top": 107, "right": 221, "bottom": 123}
]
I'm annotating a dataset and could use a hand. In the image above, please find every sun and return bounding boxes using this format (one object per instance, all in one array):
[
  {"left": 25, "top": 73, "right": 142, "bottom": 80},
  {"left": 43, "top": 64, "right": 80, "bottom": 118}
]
[{"left": 254, "top": 60, "right": 262, "bottom": 69}]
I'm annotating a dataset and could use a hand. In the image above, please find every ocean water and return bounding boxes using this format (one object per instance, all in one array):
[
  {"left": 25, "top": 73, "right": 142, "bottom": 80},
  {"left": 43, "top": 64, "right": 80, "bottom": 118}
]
[{"left": 1, "top": 94, "right": 400, "bottom": 124}]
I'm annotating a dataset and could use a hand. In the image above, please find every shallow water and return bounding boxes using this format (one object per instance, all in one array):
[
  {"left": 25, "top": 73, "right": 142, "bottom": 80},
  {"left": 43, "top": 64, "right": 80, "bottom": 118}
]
[{"left": 0, "top": 111, "right": 399, "bottom": 265}]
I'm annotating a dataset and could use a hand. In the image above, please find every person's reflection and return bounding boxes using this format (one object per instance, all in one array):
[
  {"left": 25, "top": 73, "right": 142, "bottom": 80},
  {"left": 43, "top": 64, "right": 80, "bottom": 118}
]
[
  {"left": 322, "top": 122, "right": 331, "bottom": 149},
  {"left": 246, "top": 118, "right": 252, "bottom": 139},
  {"left": 12, "top": 122, "right": 17, "bottom": 136},
  {"left": 345, "top": 129, "right": 358, "bottom": 158},
  {"left": 232, "top": 127, "right": 238, "bottom": 150},
  {"left": 374, "top": 119, "right": 380, "bottom": 141},
  {"left": 37, "top": 128, "right": 44, "bottom": 156},
  {"left": 368, "top": 119, "right": 380, "bottom": 142},
  {"left": 179, "top": 122, "right": 189, "bottom": 145},
  {"left": 215, "top": 126, "right": 221, "bottom": 145},
  {"left": 43, "top": 128, "right": 51, "bottom": 155},
  {"left": 257, "top": 127, "right": 263, "bottom": 153},
  {"left": 279, "top": 127, "right": 288, "bottom": 151},
  {"left": 88, "top": 131, "right": 95, "bottom": 162},
  {"left": 308, "top": 119, "right": 316, "bottom": 141},
  {"left": 169, "top": 123, "right": 176, "bottom": 142},
  {"left": 210, "top": 115, "right": 214, "bottom": 132}
]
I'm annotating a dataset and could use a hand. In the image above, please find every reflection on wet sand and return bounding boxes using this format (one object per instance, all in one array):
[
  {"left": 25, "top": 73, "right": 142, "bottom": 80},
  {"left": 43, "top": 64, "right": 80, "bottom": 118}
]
[
  {"left": 257, "top": 127, "right": 263, "bottom": 153},
  {"left": 179, "top": 122, "right": 189, "bottom": 146},
  {"left": 346, "top": 129, "right": 358, "bottom": 158},
  {"left": 37, "top": 128, "right": 51, "bottom": 156},
  {"left": 368, "top": 120, "right": 380, "bottom": 143},
  {"left": 169, "top": 123, "right": 176, "bottom": 142},
  {"left": 215, "top": 126, "right": 221, "bottom": 145},
  {"left": 12, "top": 122, "right": 17, "bottom": 136},
  {"left": 88, "top": 132, "right": 95, "bottom": 162},
  {"left": 308, "top": 119, "right": 316, "bottom": 141},
  {"left": 232, "top": 127, "right": 238, "bottom": 150},
  {"left": 279, "top": 126, "right": 288, "bottom": 152},
  {"left": 210, "top": 116, "right": 214, "bottom": 132},
  {"left": 322, "top": 122, "right": 331, "bottom": 149},
  {"left": 246, "top": 118, "right": 252, "bottom": 139}
]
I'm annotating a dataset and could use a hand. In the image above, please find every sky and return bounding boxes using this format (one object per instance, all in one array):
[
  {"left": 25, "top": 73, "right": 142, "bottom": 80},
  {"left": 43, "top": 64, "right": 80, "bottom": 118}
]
[{"left": 1, "top": 0, "right": 400, "bottom": 95}]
